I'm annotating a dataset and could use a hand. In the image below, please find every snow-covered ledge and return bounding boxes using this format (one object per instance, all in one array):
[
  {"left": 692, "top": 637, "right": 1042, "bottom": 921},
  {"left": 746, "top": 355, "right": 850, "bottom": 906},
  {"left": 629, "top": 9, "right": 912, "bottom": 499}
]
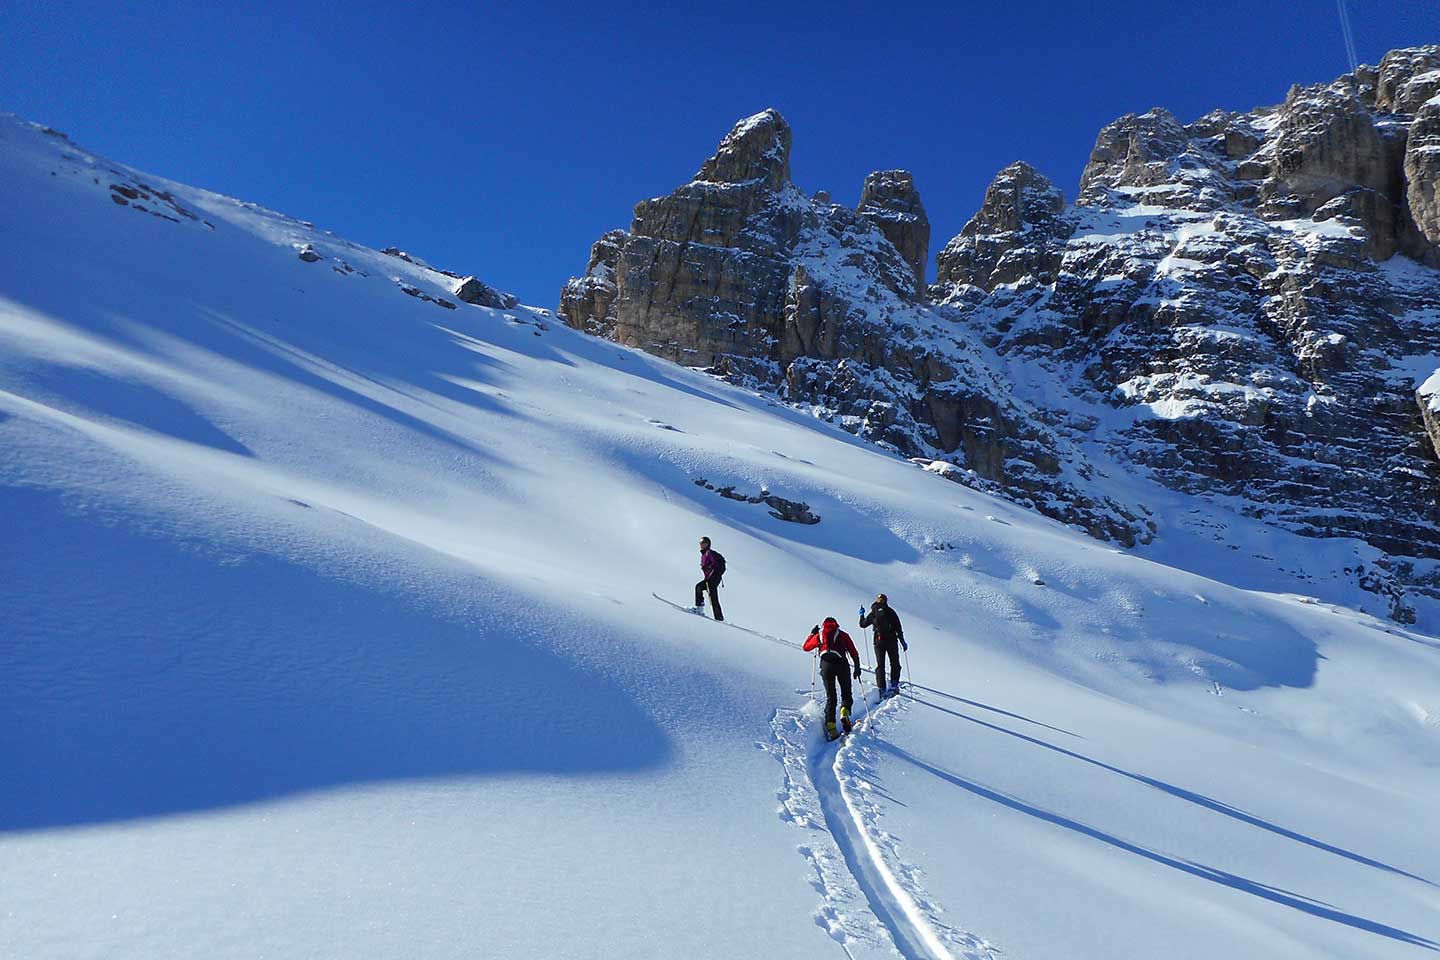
[{"left": 1416, "top": 367, "right": 1440, "bottom": 458}]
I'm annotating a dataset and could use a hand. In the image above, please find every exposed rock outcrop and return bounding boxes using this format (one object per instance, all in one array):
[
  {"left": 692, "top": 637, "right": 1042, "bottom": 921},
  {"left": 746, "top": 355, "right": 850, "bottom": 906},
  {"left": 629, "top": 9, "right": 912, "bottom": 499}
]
[
  {"left": 560, "top": 49, "right": 1440, "bottom": 619},
  {"left": 935, "top": 161, "right": 1073, "bottom": 291},
  {"left": 933, "top": 46, "right": 1440, "bottom": 620},
  {"left": 557, "top": 229, "right": 625, "bottom": 335},
  {"left": 695, "top": 477, "right": 822, "bottom": 524},
  {"left": 454, "top": 275, "right": 519, "bottom": 309},
  {"left": 857, "top": 169, "right": 930, "bottom": 289},
  {"left": 1405, "top": 97, "right": 1440, "bottom": 258},
  {"left": 1417, "top": 371, "right": 1440, "bottom": 462},
  {"left": 1374, "top": 46, "right": 1440, "bottom": 114},
  {"left": 561, "top": 110, "right": 1149, "bottom": 545}
]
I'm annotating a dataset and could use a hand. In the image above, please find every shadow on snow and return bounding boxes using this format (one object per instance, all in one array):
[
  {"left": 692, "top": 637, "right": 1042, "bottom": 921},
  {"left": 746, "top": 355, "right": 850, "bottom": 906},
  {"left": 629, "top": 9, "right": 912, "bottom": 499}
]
[
  {"left": 903, "top": 691, "right": 1435, "bottom": 891},
  {"left": 880, "top": 735, "right": 1437, "bottom": 949},
  {"left": 0, "top": 486, "right": 672, "bottom": 833}
]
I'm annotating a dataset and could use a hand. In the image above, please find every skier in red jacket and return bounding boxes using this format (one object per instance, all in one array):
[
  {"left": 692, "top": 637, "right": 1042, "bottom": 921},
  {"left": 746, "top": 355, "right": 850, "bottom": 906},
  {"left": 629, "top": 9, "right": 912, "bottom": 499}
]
[{"left": 803, "top": 617, "right": 864, "bottom": 740}]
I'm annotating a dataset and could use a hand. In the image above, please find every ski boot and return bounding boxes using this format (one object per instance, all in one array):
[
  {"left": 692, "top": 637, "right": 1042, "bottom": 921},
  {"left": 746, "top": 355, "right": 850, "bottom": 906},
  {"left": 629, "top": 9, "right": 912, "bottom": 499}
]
[
  {"left": 883, "top": 683, "right": 900, "bottom": 699},
  {"left": 840, "top": 706, "right": 853, "bottom": 734},
  {"left": 824, "top": 721, "right": 841, "bottom": 742}
]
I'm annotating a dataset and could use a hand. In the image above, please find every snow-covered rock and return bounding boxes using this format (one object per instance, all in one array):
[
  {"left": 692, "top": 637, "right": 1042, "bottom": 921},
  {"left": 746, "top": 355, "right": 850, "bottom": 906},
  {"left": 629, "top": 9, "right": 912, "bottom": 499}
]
[
  {"left": 856, "top": 168, "right": 930, "bottom": 289},
  {"left": 560, "top": 110, "right": 1150, "bottom": 547},
  {"left": 560, "top": 47, "right": 1440, "bottom": 621},
  {"left": 1404, "top": 96, "right": 1440, "bottom": 254},
  {"left": 453, "top": 274, "right": 518, "bottom": 309},
  {"left": 933, "top": 46, "right": 1440, "bottom": 620}
]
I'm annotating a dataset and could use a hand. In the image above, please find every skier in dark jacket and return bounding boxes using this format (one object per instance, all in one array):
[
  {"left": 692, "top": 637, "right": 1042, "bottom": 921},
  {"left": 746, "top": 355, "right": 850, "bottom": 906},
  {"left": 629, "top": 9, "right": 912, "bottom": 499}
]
[
  {"left": 859, "top": 593, "right": 905, "bottom": 697},
  {"left": 803, "top": 617, "right": 864, "bottom": 740},
  {"left": 694, "top": 536, "right": 725, "bottom": 622}
]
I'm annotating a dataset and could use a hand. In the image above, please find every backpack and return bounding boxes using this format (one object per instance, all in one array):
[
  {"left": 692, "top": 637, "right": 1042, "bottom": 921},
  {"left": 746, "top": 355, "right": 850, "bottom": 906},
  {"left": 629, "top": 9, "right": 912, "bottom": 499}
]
[{"left": 710, "top": 550, "right": 727, "bottom": 576}]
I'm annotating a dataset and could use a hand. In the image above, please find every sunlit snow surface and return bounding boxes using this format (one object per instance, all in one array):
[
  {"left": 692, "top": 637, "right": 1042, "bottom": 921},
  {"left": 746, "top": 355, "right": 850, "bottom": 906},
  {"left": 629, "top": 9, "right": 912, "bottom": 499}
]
[{"left": 2, "top": 115, "right": 1438, "bottom": 959}]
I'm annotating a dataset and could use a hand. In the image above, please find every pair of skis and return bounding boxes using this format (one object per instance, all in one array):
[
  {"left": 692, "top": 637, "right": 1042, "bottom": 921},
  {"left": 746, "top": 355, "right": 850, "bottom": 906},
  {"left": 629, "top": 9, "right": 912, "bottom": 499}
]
[{"left": 824, "top": 682, "right": 904, "bottom": 742}]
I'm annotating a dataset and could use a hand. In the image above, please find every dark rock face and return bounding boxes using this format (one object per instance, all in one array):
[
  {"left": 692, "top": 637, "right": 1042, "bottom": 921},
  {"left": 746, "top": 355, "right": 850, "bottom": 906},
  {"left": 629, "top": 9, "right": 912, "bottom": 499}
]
[
  {"left": 557, "top": 230, "right": 626, "bottom": 336},
  {"left": 1079, "top": 108, "right": 1198, "bottom": 202},
  {"left": 696, "top": 477, "right": 821, "bottom": 524},
  {"left": 559, "top": 107, "right": 926, "bottom": 369},
  {"left": 936, "top": 161, "right": 1073, "bottom": 290},
  {"left": 1405, "top": 98, "right": 1440, "bottom": 258},
  {"left": 598, "top": 109, "right": 804, "bottom": 365},
  {"left": 454, "top": 276, "right": 519, "bottom": 309},
  {"left": 857, "top": 169, "right": 930, "bottom": 289}
]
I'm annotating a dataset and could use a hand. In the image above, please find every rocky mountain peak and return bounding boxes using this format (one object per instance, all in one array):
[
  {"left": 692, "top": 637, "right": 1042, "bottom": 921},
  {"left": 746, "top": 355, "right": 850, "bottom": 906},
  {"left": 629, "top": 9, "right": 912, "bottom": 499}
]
[
  {"left": 927, "top": 45, "right": 1440, "bottom": 619},
  {"left": 936, "top": 161, "right": 1073, "bottom": 292},
  {"left": 695, "top": 108, "right": 792, "bottom": 190},
  {"left": 856, "top": 169, "right": 930, "bottom": 288},
  {"left": 1375, "top": 45, "right": 1440, "bottom": 113},
  {"left": 1078, "top": 108, "right": 1191, "bottom": 202},
  {"left": 560, "top": 49, "right": 1440, "bottom": 617},
  {"left": 561, "top": 110, "right": 1150, "bottom": 547}
]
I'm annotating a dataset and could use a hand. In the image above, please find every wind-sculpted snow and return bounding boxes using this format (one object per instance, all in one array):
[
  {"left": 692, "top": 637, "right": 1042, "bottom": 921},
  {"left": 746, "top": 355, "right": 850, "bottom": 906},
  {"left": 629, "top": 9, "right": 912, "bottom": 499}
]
[{"left": 3, "top": 114, "right": 1440, "bottom": 958}]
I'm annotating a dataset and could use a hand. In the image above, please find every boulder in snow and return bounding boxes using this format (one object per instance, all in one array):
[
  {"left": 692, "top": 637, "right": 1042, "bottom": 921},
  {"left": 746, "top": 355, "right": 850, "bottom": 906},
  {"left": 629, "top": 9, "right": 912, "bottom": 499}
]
[{"left": 454, "top": 276, "right": 519, "bottom": 309}]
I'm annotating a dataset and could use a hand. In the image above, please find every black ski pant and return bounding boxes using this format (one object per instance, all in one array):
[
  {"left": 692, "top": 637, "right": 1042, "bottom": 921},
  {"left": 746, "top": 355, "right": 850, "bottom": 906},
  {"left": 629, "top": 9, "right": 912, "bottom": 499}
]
[
  {"left": 873, "top": 635, "right": 901, "bottom": 690},
  {"left": 819, "top": 653, "right": 853, "bottom": 726},
  {"left": 695, "top": 573, "right": 723, "bottom": 621}
]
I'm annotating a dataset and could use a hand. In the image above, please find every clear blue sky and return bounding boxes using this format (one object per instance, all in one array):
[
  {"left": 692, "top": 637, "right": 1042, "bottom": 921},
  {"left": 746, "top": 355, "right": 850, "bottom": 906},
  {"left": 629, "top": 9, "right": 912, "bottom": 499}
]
[{"left": 3, "top": 1, "right": 1438, "bottom": 304}]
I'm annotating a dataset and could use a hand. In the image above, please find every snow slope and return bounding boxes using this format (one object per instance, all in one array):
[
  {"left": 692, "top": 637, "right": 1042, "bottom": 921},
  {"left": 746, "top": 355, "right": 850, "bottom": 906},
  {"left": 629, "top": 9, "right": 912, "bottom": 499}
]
[{"left": 2, "top": 115, "right": 1439, "bottom": 959}]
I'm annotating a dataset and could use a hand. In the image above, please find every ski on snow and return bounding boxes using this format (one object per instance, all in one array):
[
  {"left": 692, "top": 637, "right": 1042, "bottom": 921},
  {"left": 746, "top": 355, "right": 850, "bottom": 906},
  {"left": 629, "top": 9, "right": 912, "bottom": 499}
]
[{"left": 650, "top": 594, "right": 802, "bottom": 650}]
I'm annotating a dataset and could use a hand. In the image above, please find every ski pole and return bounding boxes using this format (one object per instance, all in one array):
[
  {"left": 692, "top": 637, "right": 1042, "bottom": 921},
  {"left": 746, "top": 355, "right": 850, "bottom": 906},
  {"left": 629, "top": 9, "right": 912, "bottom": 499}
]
[
  {"left": 855, "top": 659, "right": 869, "bottom": 727},
  {"left": 861, "top": 624, "right": 874, "bottom": 712},
  {"left": 858, "top": 627, "right": 869, "bottom": 702},
  {"left": 903, "top": 643, "right": 912, "bottom": 693},
  {"left": 810, "top": 652, "right": 817, "bottom": 706}
]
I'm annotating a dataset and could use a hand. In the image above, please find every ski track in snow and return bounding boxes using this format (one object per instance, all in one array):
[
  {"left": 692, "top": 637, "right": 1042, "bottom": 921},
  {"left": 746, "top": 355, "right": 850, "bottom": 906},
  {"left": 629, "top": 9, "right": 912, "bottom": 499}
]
[
  {"left": 764, "top": 705, "right": 897, "bottom": 959},
  {"left": 765, "top": 689, "right": 998, "bottom": 960},
  {"left": 659, "top": 598, "right": 996, "bottom": 958}
]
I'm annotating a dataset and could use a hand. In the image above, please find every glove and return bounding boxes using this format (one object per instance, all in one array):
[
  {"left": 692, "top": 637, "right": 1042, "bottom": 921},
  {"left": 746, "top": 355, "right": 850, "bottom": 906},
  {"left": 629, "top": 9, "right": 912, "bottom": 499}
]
[
  {"left": 853, "top": 665, "right": 862, "bottom": 680},
  {"left": 900, "top": 638, "right": 908, "bottom": 652},
  {"left": 858, "top": 605, "right": 865, "bottom": 619},
  {"left": 811, "top": 624, "right": 820, "bottom": 635}
]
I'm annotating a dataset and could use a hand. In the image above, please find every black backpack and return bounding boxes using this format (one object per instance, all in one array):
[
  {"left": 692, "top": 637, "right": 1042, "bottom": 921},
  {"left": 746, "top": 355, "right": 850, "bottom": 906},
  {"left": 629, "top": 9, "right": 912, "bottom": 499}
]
[{"left": 710, "top": 550, "right": 727, "bottom": 576}]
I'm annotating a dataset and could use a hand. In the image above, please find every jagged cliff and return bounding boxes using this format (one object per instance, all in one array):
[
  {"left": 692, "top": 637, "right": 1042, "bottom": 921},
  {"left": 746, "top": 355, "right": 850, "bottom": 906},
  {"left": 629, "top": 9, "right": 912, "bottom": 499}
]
[
  {"left": 934, "top": 46, "right": 1440, "bottom": 618},
  {"left": 559, "top": 109, "right": 1148, "bottom": 545},
  {"left": 561, "top": 46, "right": 1440, "bottom": 619}
]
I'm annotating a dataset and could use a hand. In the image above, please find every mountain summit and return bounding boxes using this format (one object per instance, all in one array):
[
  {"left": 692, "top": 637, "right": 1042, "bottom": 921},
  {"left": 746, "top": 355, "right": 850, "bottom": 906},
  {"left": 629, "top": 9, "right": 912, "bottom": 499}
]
[{"left": 562, "top": 47, "right": 1440, "bottom": 622}]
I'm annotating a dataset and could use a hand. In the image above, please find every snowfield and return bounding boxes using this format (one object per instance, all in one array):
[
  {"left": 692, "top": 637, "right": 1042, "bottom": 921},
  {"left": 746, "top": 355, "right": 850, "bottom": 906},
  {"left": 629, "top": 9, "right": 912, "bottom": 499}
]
[{"left": 2, "top": 114, "right": 1439, "bottom": 959}]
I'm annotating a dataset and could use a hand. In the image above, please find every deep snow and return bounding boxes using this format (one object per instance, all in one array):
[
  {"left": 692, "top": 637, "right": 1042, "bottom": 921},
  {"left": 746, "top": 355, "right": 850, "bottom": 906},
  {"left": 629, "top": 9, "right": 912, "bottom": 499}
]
[{"left": 2, "top": 115, "right": 1439, "bottom": 959}]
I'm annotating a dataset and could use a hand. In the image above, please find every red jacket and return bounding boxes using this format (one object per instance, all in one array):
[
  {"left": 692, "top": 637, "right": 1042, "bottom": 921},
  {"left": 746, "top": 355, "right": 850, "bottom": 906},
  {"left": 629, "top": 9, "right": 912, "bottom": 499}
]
[{"left": 804, "top": 619, "right": 860, "bottom": 664}]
